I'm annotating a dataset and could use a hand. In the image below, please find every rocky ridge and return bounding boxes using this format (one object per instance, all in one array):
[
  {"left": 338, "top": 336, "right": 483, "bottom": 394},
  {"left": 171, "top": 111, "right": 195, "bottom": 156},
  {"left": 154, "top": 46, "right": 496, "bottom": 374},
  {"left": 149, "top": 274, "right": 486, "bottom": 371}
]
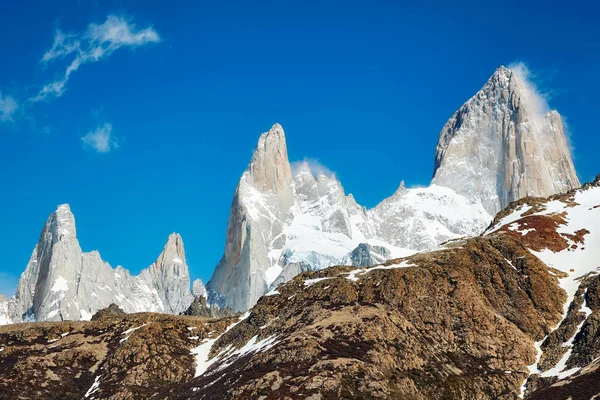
[
  {"left": 2, "top": 178, "right": 599, "bottom": 399},
  {"left": 0, "top": 205, "right": 195, "bottom": 324}
]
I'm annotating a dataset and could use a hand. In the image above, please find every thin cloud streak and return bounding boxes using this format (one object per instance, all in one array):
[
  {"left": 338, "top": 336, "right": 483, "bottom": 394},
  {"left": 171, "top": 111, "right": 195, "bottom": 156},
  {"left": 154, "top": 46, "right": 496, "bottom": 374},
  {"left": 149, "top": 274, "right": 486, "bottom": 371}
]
[
  {"left": 32, "top": 15, "right": 160, "bottom": 102},
  {"left": 0, "top": 93, "right": 17, "bottom": 122}
]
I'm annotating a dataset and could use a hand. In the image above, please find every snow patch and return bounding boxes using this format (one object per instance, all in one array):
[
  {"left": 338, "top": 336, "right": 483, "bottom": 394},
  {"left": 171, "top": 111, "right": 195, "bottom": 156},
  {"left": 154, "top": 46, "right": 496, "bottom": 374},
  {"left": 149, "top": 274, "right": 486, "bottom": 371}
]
[
  {"left": 120, "top": 323, "right": 149, "bottom": 343},
  {"left": 51, "top": 276, "right": 69, "bottom": 292},
  {"left": 346, "top": 260, "right": 416, "bottom": 282},
  {"left": 303, "top": 277, "right": 330, "bottom": 287},
  {"left": 84, "top": 376, "right": 101, "bottom": 398}
]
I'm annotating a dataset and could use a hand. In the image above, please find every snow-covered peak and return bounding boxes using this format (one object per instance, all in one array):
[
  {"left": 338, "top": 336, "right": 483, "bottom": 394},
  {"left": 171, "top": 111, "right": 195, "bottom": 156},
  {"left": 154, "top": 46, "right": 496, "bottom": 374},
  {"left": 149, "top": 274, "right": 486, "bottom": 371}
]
[{"left": 370, "top": 184, "right": 491, "bottom": 251}]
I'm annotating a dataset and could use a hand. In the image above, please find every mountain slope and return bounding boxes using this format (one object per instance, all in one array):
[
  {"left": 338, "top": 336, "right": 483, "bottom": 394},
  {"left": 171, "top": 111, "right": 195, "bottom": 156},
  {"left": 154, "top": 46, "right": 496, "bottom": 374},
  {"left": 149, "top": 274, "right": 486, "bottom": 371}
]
[
  {"left": 1, "top": 178, "right": 598, "bottom": 399},
  {"left": 0, "top": 205, "right": 194, "bottom": 324},
  {"left": 432, "top": 66, "right": 579, "bottom": 215},
  {"left": 485, "top": 175, "right": 600, "bottom": 396}
]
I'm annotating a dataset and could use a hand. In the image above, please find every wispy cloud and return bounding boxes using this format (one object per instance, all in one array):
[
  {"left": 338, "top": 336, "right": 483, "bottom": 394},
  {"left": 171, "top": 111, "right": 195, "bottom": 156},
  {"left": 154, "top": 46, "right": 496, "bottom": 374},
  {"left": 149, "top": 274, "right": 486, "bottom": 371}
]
[
  {"left": 0, "top": 92, "right": 18, "bottom": 122},
  {"left": 32, "top": 15, "right": 160, "bottom": 102},
  {"left": 508, "top": 61, "right": 575, "bottom": 155},
  {"left": 507, "top": 62, "right": 551, "bottom": 125},
  {"left": 291, "top": 158, "right": 335, "bottom": 178},
  {"left": 81, "top": 122, "right": 118, "bottom": 153}
]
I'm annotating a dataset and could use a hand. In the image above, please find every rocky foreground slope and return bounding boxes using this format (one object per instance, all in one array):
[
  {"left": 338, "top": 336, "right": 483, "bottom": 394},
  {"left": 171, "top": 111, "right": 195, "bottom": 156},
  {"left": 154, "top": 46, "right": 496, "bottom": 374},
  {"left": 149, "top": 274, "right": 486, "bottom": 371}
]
[{"left": 1, "top": 177, "right": 598, "bottom": 399}]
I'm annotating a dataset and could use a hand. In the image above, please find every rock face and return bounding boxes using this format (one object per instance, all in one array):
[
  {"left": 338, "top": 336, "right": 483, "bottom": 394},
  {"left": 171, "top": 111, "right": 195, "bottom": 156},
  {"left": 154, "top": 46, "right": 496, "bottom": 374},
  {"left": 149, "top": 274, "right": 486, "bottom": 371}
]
[
  {"left": 208, "top": 67, "right": 580, "bottom": 312},
  {"left": 0, "top": 205, "right": 194, "bottom": 324},
  {"left": 208, "top": 124, "right": 294, "bottom": 313},
  {"left": 91, "top": 303, "right": 125, "bottom": 320},
  {"left": 432, "top": 66, "right": 580, "bottom": 215},
  {"left": 139, "top": 233, "right": 195, "bottom": 316},
  {"left": 182, "top": 295, "right": 234, "bottom": 319},
  {"left": 192, "top": 279, "right": 207, "bottom": 299}
]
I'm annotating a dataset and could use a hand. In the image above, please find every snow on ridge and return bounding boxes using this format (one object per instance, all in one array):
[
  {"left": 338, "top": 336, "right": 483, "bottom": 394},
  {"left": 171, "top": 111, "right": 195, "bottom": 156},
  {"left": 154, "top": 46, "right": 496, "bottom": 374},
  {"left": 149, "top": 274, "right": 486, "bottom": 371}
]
[
  {"left": 497, "top": 185, "right": 600, "bottom": 393},
  {"left": 192, "top": 312, "right": 252, "bottom": 378},
  {"left": 346, "top": 260, "right": 417, "bottom": 282}
]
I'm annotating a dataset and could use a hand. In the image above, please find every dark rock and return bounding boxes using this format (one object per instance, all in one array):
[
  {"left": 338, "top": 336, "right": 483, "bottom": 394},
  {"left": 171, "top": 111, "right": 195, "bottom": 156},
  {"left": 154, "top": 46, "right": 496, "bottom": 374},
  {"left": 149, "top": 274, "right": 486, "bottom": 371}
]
[
  {"left": 91, "top": 303, "right": 126, "bottom": 320},
  {"left": 182, "top": 296, "right": 235, "bottom": 319}
]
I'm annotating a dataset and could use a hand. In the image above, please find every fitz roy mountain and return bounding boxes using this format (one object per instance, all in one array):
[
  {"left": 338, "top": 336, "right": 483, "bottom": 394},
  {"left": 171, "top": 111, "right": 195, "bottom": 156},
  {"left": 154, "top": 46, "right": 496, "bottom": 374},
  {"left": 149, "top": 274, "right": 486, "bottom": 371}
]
[
  {"left": 0, "top": 65, "right": 580, "bottom": 323},
  {"left": 207, "top": 65, "right": 579, "bottom": 312},
  {"left": 0, "top": 205, "right": 206, "bottom": 324},
  {"left": 432, "top": 66, "right": 580, "bottom": 215}
]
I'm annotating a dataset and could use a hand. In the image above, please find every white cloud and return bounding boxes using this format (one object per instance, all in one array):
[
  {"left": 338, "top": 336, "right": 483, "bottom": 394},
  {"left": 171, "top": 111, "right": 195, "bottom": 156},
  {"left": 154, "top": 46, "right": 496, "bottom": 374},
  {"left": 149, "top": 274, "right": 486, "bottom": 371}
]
[
  {"left": 507, "top": 61, "right": 552, "bottom": 127},
  {"left": 81, "top": 122, "right": 118, "bottom": 153},
  {"left": 32, "top": 15, "right": 160, "bottom": 102},
  {"left": 0, "top": 93, "right": 17, "bottom": 122},
  {"left": 291, "top": 158, "right": 335, "bottom": 178},
  {"left": 41, "top": 31, "right": 80, "bottom": 63},
  {"left": 508, "top": 61, "right": 577, "bottom": 159}
]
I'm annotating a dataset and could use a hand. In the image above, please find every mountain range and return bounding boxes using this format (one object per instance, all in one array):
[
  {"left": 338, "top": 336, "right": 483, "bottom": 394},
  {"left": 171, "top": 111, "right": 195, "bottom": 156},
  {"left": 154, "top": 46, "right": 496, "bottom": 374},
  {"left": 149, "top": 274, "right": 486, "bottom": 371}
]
[
  {"left": 0, "top": 65, "right": 580, "bottom": 322},
  {"left": 1, "top": 175, "right": 598, "bottom": 399}
]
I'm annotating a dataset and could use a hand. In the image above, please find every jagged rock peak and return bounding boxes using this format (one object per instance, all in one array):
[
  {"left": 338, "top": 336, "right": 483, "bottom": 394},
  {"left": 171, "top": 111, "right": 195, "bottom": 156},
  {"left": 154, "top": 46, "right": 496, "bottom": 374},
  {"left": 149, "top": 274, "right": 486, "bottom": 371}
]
[
  {"left": 431, "top": 64, "right": 580, "bottom": 214},
  {"left": 247, "top": 123, "right": 293, "bottom": 194},
  {"left": 52, "top": 203, "right": 77, "bottom": 239},
  {"left": 157, "top": 232, "right": 186, "bottom": 264},
  {"left": 192, "top": 279, "right": 207, "bottom": 298},
  {"left": 143, "top": 232, "right": 194, "bottom": 315},
  {"left": 393, "top": 180, "right": 406, "bottom": 196}
]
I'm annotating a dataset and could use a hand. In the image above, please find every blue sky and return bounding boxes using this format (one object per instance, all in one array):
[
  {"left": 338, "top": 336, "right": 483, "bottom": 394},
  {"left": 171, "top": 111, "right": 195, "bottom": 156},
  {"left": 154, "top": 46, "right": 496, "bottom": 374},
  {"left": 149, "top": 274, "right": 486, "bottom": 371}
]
[{"left": 0, "top": 0, "right": 598, "bottom": 296}]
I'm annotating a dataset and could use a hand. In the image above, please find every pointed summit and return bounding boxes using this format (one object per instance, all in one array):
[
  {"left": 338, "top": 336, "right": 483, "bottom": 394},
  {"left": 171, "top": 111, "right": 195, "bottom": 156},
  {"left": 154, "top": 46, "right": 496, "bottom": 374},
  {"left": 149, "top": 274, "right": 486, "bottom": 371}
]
[
  {"left": 54, "top": 204, "right": 76, "bottom": 239},
  {"left": 247, "top": 123, "right": 293, "bottom": 194},
  {"left": 431, "top": 65, "right": 579, "bottom": 214},
  {"left": 141, "top": 233, "right": 194, "bottom": 314},
  {"left": 157, "top": 232, "right": 186, "bottom": 265}
]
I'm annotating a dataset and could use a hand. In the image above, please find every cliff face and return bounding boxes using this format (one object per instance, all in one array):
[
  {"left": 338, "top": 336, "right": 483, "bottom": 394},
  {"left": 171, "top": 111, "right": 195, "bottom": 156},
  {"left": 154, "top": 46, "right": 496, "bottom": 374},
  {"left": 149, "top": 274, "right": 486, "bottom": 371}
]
[
  {"left": 432, "top": 66, "right": 580, "bottom": 215},
  {"left": 208, "top": 124, "right": 294, "bottom": 312}
]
